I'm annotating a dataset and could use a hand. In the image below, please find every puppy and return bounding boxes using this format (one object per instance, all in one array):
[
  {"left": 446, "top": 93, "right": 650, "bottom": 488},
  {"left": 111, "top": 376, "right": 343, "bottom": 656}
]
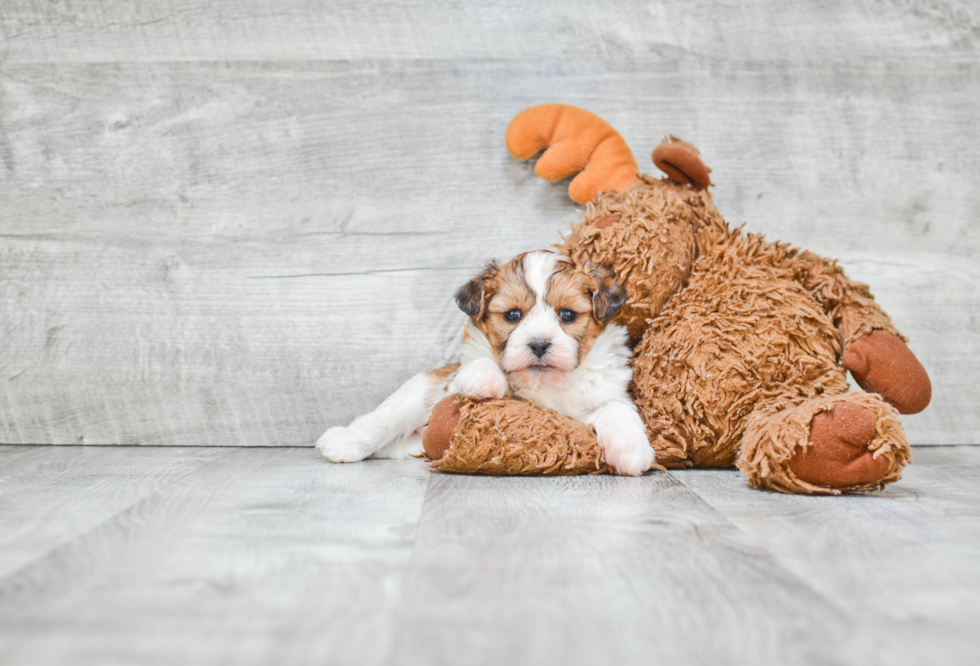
[{"left": 316, "top": 250, "right": 655, "bottom": 476}]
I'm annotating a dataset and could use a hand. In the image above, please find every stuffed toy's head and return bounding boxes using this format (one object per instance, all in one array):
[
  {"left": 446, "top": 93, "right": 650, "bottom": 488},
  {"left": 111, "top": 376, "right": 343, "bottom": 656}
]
[{"left": 507, "top": 106, "right": 720, "bottom": 342}]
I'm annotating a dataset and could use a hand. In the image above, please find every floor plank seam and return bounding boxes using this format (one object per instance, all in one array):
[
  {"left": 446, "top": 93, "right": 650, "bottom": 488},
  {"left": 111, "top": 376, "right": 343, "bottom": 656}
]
[
  {"left": 663, "top": 469, "right": 881, "bottom": 640},
  {"left": 0, "top": 447, "right": 241, "bottom": 588}
]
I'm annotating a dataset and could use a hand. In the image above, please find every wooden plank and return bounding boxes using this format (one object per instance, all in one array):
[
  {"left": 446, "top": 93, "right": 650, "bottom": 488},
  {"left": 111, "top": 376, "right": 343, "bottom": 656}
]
[
  {"left": 2, "top": 59, "right": 978, "bottom": 254},
  {"left": 1, "top": 59, "right": 977, "bottom": 445},
  {"left": 0, "top": 262, "right": 475, "bottom": 446},
  {"left": 911, "top": 445, "right": 980, "bottom": 465},
  {"left": 0, "top": 444, "right": 43, "bottom": 470},
  {"left": 0, "top": 445, "right": 977, "bottom": 664},
  {"left": 389, "top": 472, "right": 886, "bottom": 666},
  {"left": 1, "top": 0, "right": 976, "bottom": 62},
  {"left": 0, "top": 446, "right": 232, "bottom": 578},
  {"left": 0, "top": 450, "right": 431, "bottom": 666},
  {"left": 674, "top": 449, "right": 980, "bottom": 666}
]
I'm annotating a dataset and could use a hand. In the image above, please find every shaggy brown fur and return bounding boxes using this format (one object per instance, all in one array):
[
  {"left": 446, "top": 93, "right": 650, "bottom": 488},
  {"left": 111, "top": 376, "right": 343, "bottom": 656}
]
[
  {"left": 428, "top": 397, "right": 610, "bottom": 476},
  {"left": 431, "top": 176, "right": 914, "bottom": 492},
  {"left": 561, "top": 177, "right": 699, "bottom": 342},
  {"left": 737, "top": 392, "right": 910, "bottom": 495},
  {"left": 564, "top": 177, "right": 911, "bottom": 488}
]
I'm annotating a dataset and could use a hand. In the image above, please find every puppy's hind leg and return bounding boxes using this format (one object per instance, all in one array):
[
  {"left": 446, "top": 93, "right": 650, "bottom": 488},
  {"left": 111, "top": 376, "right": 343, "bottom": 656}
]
[
  {"left": 317, "top": 365, "right": 457, "bottom": 462},
  {"left": 373, "top": 431, "right": 425, "bottom": 460}
]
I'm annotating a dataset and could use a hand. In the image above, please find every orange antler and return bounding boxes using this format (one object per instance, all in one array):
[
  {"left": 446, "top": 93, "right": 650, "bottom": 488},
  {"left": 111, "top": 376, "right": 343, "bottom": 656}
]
[{"left": 505, "top": 104, "right": 641, "bottom": 204}]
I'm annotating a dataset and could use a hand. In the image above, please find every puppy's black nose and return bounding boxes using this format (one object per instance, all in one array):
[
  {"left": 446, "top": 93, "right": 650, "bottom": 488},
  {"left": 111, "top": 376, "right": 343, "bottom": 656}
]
[{"left": 529, "top": 339, "right": 551, "bottom": 358}]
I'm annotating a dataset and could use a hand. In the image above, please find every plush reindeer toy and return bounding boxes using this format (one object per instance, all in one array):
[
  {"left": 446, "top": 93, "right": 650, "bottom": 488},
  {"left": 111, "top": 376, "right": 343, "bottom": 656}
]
[{"left": 423, "top": 104, "right": 931, "bottom": 495}]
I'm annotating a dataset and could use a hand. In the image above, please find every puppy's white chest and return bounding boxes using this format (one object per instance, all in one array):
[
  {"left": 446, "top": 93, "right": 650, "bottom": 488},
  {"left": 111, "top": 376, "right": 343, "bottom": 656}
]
[{"left": 512, "top": 382, "right": 593, "bottom": 422}]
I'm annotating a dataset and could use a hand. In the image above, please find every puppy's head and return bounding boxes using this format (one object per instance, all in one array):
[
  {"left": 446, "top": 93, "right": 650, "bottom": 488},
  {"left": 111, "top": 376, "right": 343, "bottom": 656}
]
[{"left": 456, "top": 251, "right": 627, "bottom": 389}]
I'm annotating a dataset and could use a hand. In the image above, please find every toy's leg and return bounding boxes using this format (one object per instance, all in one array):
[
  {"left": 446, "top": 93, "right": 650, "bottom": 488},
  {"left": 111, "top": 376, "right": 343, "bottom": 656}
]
[
  {"left": 774, "top": 248, "right": 902, "bottom": 349},
  {"left": 736, "top": 393, "right": 910, "bottom": 495},
  {"left": 316, "top": 363, "right": 458, "bottom": 462},
  {"left": 842, "top": 330, "right": 931, "bottom": 414},
  {"left": 774, "top": 249, "right": 931, "bottom": 413},
  {"left": 777, "top": 248, "right": 932, "bottom": 414}
]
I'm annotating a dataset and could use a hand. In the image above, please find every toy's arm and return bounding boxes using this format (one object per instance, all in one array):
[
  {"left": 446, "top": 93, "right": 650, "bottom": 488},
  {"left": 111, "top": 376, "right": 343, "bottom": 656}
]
[
  {"left": 783, "top": 249, "right": 931, "bottom": 414},
  {"left": 422, "top": 396, "right": 611, "bottom": 476},
  {"left": 787, "top": 249, "right": 899, "bottom": 347}
]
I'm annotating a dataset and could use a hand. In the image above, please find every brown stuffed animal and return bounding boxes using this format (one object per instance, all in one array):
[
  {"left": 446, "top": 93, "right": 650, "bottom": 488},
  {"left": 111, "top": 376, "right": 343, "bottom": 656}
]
[{"left": 425, "top": 104, "right": 931, "bottom": 495}]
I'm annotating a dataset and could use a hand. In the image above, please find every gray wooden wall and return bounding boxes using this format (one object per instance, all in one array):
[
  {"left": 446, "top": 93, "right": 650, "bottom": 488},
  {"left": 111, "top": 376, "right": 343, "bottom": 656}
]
[{"left": 1, "top": 1, "right": 977, "bottom": 446}]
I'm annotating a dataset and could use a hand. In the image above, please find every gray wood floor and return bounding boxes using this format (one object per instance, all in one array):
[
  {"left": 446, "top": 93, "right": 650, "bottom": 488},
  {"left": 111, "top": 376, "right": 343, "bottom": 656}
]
[{"left": 1, "top": 445, "right": 978, "bottom": 666}]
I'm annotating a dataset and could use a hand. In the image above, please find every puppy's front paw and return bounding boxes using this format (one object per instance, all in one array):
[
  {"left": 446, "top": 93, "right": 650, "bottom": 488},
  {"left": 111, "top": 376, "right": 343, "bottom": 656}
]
[
  {"left": 455, "top": 358, "right": 508, "bottom": 400},
  {"left": 603, "top": 434, "right": 656, "bottom": 476},
  {"left": 594, "top": 404, "right": 655, "bottom": 476},
  {"left": 316, "top": 426, "right": 371, "bottom": 463}
]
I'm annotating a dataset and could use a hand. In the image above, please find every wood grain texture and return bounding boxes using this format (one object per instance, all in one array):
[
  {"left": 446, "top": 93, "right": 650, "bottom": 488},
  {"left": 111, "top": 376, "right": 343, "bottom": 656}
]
[
  {"left": 0, "top": 449, "right": 431, "bottom": 666},
  {"left": 0, "top": 3, "right": 977, "bottom": 446},
  {"left": 2, "top": 445, "right": 979, "bottom": 665},
  {"left": 1, "top": 0, "right": 976, "bottom": 62},
  {"left": 0, "top": 445, "right": 232, "bottom": 578},
  {"left": 675, "top": 450, "right": 980, "bottom": 665},
  {"left": 390, "top": 472, "right": 882, "bottom": 666}
]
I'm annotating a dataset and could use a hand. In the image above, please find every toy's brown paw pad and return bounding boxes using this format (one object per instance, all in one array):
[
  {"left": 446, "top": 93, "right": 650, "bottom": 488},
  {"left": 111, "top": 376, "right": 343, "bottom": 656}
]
[
  {"left": 789, "top": 402, "right": 891, "bottom": 489},
  {"left": 842, "top": 330, "right": 931, "bottom": 414},
  {"left": 423, "top": 396, "right": 461, "bottom": 460}
]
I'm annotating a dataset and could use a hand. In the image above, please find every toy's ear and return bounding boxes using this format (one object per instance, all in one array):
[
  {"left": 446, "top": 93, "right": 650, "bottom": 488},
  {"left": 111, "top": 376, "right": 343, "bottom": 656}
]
[
  {"left": 589, "top": 264, "right": 628, "bottom": 321},
  {"left": 506, "top": 104, "right": 642, "bottom": 204},
  {"left": 455, "top": 261, "right": 499, "bottom": 318},
  {"left": 652, "top": 136, "right": 712, "bottom": 189}
]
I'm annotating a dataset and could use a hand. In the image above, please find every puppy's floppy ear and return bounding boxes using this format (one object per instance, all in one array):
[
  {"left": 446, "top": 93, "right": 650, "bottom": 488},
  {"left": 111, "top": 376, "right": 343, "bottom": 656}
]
[
  {"left": 589, "top": 262, "right": 628, "bottom": 320},
  {"left": 455, "top": 261, "right": 499, "bottom": 318}
]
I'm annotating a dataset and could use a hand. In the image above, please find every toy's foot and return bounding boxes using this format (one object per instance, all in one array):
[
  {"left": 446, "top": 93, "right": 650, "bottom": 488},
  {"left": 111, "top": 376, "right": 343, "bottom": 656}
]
[
  {"left": 789, "top": 402, "right": 890, "bottom": 489},
  {"left": 737, "top": 392, "right": 910, "bottom": 494},
  {"left": 422, "top": 396, "right": 461, "bottom": 460},
  {"left": 843, "top": 331, "right": 931, "bottom": 414}
]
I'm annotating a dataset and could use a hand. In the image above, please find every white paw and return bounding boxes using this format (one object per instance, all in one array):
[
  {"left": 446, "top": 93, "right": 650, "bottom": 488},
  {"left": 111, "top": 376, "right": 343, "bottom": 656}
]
[
  {"left": 602, "top": 433, "right": 655, "bottom": 476},
  {"left": 594, "top": 403, "right": 655, "bottom": 476},
  {"left": 316, "top": 426, "right": 371, "bottom": 463},
  {"left": 455, "top": 358, "right": 508, "bottom": 400}
]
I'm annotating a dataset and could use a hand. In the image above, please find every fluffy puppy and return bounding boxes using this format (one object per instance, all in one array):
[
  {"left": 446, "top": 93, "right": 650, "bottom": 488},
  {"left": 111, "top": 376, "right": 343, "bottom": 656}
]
[{"left": 316, "top": 250, "right": 655, "bottom": 476}]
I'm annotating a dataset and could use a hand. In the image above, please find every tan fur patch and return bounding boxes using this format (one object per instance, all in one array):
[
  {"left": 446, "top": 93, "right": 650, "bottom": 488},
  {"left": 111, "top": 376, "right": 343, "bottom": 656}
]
[
  {"left": 546, "top": 263, "right": 606, "bottom": 363},
  {"left": 477, "top": 253, "right": 535, "bottom": 358},
  {"left": 427, "top": 362, "right": 461, "bottom": 382}
]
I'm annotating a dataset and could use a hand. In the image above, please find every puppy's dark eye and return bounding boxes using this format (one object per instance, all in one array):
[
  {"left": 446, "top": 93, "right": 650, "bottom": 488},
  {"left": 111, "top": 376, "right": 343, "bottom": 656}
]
[
  {"left": 504, "top": 309, "right": 522, "bottom": 323},
  {"left": 559, "top": 309, "right": 577, "bottom": 324}
]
